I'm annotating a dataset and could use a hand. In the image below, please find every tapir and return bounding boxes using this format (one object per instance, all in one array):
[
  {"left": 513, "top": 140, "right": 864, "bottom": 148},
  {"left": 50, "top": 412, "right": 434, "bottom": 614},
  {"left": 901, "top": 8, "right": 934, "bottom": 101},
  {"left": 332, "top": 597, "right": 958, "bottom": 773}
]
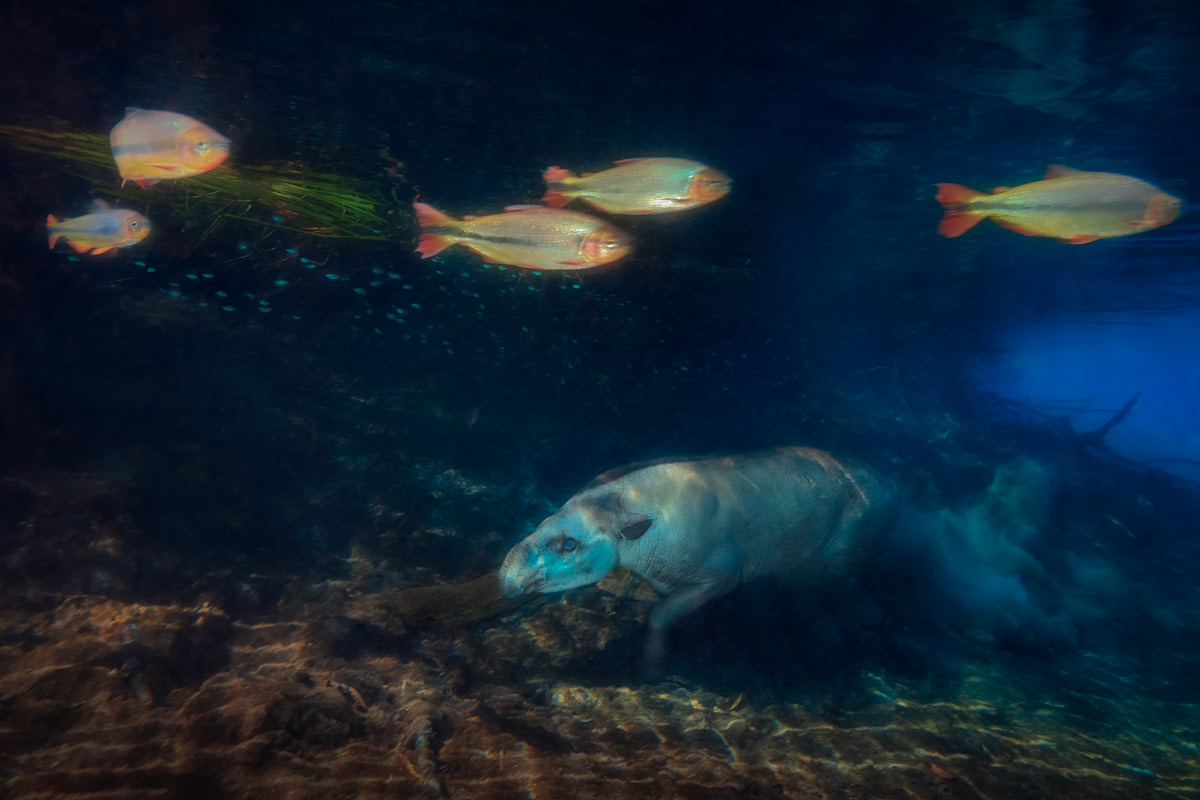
[{"left": 499, "top": 447, "right": 899, "bottom": 671}]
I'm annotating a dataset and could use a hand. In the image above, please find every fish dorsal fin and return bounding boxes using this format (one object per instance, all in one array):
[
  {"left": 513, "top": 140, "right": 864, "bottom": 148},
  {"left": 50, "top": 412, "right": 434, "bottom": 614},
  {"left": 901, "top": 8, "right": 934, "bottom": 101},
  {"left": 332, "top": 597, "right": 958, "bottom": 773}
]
[
  {"left": 89, "top": 198, "right": 112, "bottom": 212},
  {"left": 990, "top": 186, "right": 1011, "bottom": 194},
  {"left": 503, "top": 204, "right": 556, "bottom": 213},
  {"left": 1044, "top": 164, "right": 1083, "bottom": 179},
  {"left": 124, "top": 107, "right": 145, "bottom": 117},
  {"left": 613, "top": 158, "right": 646, "bottom": 166}
]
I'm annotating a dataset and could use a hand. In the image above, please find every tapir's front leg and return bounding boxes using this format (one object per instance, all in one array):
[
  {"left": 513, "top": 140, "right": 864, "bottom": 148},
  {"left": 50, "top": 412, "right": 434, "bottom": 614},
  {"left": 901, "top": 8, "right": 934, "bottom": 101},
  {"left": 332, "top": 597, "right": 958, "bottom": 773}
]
[{"left": 643, "top": 570, "right": 740, "bottom": 677}]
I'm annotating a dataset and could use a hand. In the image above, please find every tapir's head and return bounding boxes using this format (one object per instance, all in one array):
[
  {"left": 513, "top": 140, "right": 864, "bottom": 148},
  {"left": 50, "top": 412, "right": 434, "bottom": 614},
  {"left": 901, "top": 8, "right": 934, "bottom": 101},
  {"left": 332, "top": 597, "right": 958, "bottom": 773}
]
[{"left": 499, "top": 491, "right": 653, "bottom": 599}]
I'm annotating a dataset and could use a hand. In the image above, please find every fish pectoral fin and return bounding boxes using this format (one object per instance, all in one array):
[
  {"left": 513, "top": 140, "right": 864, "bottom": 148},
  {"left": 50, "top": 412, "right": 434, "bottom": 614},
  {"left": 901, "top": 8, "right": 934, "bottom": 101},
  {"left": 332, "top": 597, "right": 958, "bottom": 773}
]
[
  {"left": 1062, "top": 235, "right": 1100, "bottom": 245},
  {"left": 146, "top": 163, "right": 181, "bottom": 171},
  {"left": 994, "top": 220, "right": 1042, "bottom": 237}
]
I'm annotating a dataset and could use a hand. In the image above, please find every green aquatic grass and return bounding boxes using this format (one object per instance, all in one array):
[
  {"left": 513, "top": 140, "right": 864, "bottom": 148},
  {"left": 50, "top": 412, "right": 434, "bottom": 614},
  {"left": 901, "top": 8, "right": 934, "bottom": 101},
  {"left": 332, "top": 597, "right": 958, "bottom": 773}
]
[{"left": 0, "top": 122, "right": 409, "bottom": 240}]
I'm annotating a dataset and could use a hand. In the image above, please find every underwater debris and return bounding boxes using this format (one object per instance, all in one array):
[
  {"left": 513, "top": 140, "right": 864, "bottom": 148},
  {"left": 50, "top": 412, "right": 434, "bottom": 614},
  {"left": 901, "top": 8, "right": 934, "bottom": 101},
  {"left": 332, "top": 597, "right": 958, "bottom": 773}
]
[
  {"left": 363, "top": 570, "right": 527, "bottom": 631},
  {"left": 1079, "top": 391, "right": 1140, "bottom": 447},
  {"left": 0, "top": 122, "right": 409, "bottom": 240}
]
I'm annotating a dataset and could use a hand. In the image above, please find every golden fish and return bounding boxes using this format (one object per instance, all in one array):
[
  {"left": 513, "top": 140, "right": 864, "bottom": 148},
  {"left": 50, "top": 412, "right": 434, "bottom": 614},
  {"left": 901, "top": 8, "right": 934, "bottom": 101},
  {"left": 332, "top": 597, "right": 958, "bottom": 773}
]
[
  {"left": 47, "top": 200, "right": 150, "bottom": 254},
  {"left": 413, "top": 202, "right": 632, "bottom": 270},
  {"left": 935, "top": 165, "right": 1182, "bottom": 244},
  {"left": 110, "top": 108, "right": 230, "bottom": 188},
  {"left": 542, "top": 157, "right": 731, "bottom": 215}
]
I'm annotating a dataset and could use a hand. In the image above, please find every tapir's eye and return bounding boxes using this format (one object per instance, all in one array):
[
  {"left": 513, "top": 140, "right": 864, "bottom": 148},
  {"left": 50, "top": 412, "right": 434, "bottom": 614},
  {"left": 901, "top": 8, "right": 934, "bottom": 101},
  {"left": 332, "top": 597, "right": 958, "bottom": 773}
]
[{"left": 560, "top": 537, "right": 577, "bottom": 553}]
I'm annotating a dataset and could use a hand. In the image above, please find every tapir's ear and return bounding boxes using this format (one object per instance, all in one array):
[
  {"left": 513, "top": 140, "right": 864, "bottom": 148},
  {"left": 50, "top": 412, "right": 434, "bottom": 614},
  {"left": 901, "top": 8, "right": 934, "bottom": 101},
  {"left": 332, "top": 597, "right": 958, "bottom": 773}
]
[
  {"left": 587, "top": 493, "right": 654, "bottom": 540},
  {"left": 619, "top": 517, "right": 653, "bottom": 540}
]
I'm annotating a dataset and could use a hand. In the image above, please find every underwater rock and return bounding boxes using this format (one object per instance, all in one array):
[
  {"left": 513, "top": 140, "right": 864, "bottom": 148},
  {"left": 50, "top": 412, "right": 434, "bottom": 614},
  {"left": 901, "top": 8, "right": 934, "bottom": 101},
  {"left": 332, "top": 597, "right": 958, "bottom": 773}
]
[
  {"left": 366, "top": 570, "right": 527, "bottom": 631},
  {"left": 303, "top": 614, "right": 405, "bottom": 660}
]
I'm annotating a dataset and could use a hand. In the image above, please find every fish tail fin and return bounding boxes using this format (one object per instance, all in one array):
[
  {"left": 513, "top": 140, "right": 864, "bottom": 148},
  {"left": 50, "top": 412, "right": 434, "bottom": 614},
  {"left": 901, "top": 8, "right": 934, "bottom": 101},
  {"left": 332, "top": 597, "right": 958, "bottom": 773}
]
[
  {"left": 934, "top": 183, "right": 986, "bottom": 238},
  {"left": 412, "top": 202, "right": 458, "bottom": 258},
  {"left": 47, "top": 215, "right": 60, "bottom": 249},
  {"left": 542, "top": 166, "right": 576, "bottom": 208}
]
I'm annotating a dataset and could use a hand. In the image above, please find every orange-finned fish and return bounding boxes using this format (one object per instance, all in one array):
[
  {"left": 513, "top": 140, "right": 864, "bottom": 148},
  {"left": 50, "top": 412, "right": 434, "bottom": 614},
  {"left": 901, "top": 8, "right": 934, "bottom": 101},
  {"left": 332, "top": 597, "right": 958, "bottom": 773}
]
[
  {"left": 412, "top": 202, "right": 632, "bottom": 270},
  {"left": 935, "top": 165, "right": 1182, "bottom": 244},
  {"left": 47, "top": 200, "right": 150, "bottom": 255},
  {"left": 542, "top": 157, "right": 731, "bottom": 215},
  {"left": 110, "top": 108, "right": 230, "bottom": 189}
]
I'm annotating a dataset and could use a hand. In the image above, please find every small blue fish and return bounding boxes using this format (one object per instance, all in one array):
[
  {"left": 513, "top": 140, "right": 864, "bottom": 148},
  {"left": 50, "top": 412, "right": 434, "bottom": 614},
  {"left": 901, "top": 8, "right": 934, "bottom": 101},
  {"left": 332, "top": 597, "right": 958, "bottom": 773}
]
[{"left": 47, "top": 200, "right": 150, "bottom": 255}]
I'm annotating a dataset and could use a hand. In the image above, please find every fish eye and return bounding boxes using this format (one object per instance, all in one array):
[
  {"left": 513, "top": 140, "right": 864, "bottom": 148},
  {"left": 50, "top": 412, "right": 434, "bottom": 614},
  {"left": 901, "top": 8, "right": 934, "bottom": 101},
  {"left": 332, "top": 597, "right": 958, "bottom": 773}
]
[
  {"left": 560, "top": 537, "right": 577, "bottom": 553},
  {"left": 195, "top": 140, "right": 210, "bottom": 152},
  {"left": 129, "top": 221, "right": 139, "bottom": 229}
]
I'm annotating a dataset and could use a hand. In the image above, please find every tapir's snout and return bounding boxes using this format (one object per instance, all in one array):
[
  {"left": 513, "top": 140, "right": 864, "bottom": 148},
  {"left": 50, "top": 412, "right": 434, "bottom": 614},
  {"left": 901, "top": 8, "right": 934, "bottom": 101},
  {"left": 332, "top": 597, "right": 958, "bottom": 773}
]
[{"left": 499, "top": 540, "right": 542, "bottom": 598}]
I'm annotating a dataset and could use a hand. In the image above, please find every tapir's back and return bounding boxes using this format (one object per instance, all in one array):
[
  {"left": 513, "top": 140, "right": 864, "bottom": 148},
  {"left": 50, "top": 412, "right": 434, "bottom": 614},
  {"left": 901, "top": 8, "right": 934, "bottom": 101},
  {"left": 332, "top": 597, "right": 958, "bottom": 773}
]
[{"left": 610, "top": 447, "right": 898, "bottom": 590}]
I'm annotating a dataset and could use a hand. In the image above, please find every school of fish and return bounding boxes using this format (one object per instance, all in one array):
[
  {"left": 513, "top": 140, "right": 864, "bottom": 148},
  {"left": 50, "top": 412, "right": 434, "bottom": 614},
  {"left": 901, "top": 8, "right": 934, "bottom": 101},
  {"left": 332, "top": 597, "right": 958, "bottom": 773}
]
[
  {"left": 49, "top": 114, "right": 734, "bottom": 268},
  {"left": 412, "top": 156, "right": 731, "bottom": 271},
  {"left": 45, "top": 104, "right": 1185, "bottom": 266}
]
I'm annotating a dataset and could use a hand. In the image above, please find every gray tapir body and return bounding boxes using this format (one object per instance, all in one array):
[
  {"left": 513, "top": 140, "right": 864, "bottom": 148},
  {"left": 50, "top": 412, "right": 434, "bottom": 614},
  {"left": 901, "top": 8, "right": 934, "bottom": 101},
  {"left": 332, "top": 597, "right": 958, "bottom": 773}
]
[{"left": 499, "top": 447, "right": 899, "bottom": 670}]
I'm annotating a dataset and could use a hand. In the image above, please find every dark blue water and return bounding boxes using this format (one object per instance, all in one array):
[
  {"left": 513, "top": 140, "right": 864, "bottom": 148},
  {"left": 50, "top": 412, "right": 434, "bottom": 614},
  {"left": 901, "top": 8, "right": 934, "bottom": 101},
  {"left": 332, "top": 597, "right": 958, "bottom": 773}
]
[{"left": 2, "top": 1, "right": 1199, "bottom": 798}]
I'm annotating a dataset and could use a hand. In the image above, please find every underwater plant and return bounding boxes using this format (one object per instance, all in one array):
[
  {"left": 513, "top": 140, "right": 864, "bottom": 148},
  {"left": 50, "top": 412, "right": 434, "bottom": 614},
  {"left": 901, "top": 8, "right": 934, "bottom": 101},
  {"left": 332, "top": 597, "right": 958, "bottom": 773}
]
[{"left": 0, "top": 121, "right": 409, "bottom": 240}]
